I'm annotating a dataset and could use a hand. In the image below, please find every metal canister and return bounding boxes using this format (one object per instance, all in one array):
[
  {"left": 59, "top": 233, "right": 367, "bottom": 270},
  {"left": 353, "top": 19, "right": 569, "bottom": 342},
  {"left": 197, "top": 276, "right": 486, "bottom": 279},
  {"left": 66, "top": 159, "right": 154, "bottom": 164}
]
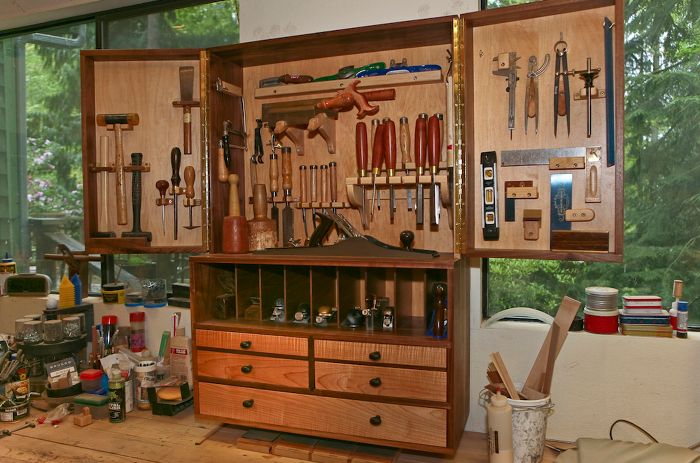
[{"left": 108, "top": 377, "right": 126, "bottom": 423}]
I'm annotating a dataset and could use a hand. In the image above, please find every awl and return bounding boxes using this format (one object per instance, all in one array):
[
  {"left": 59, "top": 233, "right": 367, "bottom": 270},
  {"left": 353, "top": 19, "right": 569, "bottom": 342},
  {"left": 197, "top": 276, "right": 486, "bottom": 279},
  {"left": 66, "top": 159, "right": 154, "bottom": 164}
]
[
  {"left": 428, "top": 114, "right": 442, "bottom": 226},
  {"left": 170, "top": 147, "right": 182, "bottom": 240}
]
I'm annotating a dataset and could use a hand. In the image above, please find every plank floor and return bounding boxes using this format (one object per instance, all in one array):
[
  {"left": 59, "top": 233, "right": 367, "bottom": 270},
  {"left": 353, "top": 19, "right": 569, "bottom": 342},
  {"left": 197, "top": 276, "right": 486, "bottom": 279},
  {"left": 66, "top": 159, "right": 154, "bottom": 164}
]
[{"left": 0, "top": 408, "right": 559, "bottom": 462}]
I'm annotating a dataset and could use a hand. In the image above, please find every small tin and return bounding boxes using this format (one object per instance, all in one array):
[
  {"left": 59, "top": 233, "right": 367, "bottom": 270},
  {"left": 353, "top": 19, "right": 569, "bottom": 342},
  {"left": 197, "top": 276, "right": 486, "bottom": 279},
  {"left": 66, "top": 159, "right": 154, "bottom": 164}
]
[
  {"left": 102, "top": 283, "right": 125, "bottom": 304},
  {"left": 0, "top": 399, "right": 29, "bottom": 422},
  {"left": 584, "top": 307, "right": 619, "bottom": 334}
]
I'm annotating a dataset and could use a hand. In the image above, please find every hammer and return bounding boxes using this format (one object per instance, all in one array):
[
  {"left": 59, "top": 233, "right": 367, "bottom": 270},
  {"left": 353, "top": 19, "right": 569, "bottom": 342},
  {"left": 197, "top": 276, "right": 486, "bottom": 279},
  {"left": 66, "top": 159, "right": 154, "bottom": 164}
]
[{"left": 96, "top": 113, "right": 139, "bottom": 225}]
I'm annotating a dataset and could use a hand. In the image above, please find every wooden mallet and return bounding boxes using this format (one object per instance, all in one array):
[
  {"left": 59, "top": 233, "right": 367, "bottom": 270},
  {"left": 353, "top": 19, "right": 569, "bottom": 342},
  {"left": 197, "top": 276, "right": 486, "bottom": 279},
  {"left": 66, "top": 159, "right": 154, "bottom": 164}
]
[{"left": 96, "top": 113, "right": 139, "bottom": 226}]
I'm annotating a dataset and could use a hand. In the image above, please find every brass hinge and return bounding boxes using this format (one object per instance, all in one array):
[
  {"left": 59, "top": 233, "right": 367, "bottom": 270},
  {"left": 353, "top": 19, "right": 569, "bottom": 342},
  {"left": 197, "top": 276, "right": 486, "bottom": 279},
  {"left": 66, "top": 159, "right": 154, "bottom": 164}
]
[{"left": 452, "top": 17, "right": 467, "bottom": 255}]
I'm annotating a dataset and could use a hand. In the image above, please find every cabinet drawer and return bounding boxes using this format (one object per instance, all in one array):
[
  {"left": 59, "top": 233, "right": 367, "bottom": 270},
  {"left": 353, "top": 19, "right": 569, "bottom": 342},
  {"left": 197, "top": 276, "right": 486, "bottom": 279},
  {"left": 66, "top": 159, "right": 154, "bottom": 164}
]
[
  {"left": 314, "top": 340, "right": 446, "bottom": 368},
  {"left": 197, "top": 350, "right": 309, "bottom": 388},
  {"left": 198, "top": 382, "right": 446, "bottom": 448},
  {"left": 195, "top": 329, "right": 308, "bottom": 357},
  {"left": 314, "top": 362, "right": 446, "bottom": 402}
]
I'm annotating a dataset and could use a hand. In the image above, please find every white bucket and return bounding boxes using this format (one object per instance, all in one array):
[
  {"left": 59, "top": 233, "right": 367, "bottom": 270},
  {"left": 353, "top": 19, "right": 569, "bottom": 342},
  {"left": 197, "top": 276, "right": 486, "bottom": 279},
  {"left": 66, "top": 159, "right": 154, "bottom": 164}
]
[{"left": 507, "top": 394, "right": 554, "bottom": 463}]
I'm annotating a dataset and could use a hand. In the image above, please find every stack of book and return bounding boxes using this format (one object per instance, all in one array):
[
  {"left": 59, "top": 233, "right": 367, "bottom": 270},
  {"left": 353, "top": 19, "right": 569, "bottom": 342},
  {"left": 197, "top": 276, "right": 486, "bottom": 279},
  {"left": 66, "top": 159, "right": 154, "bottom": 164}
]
[{"left": 620, "top": 296, "right": 672, "bottom": 337}]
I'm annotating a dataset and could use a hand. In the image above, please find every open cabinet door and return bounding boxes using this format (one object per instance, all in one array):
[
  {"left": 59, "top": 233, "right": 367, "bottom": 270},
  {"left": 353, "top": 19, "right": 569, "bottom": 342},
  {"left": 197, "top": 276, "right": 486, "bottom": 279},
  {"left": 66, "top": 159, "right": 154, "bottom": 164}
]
[{"left": 461, "top": 0, "right": 624, "bottom": 262}]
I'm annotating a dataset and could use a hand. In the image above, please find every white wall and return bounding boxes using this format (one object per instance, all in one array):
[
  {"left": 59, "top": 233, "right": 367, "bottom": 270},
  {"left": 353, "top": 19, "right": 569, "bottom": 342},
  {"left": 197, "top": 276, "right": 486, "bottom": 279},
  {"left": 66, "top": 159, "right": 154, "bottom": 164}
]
[{"left": 239, "top": 1, "right": 700, "bottom": 447}]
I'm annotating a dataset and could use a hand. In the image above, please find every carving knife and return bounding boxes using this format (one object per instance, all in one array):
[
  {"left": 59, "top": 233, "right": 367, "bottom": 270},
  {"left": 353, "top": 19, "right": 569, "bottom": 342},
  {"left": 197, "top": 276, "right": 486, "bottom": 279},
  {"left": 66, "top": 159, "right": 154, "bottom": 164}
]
[
  {"left": 281, "top": 146, "right": 294, "bottom": 246},
  {"left": 355, "top": 122, "right": 369, "bottom": 228},
  {"left": 415, "top": 113, "right": 428, "bottom": 225},
  {"left": 170, "top": 147, "right": 181, "bottom": 240},
  {"left": 399, "top": 116, "right": 413, "bottom": 211},
  {"left": 155, "top": 180, "right": 169, "bottom": 236},
  {"left": 370, "top": 121, "right": 385, "bottom": 219},
  {"left": 384, "top": 119, "right": 397, "bottom": 223},
  {"left": 428, "top": 114, "right": 441, "bottom": 226}
]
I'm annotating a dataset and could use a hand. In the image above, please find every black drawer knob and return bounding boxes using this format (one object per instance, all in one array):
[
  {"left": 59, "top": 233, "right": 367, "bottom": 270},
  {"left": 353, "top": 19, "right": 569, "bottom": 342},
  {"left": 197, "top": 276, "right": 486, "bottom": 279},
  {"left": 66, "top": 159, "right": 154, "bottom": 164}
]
[
  {"left": 241, "top": 365, "right": 253, "bottom": 374},
  {"left": 369, "top": 415, "right": 382, "bottom": 426},
  {"left": 240, "top": 340, "right": 252, "bottom": 349},
  {"left": 242, "top": 399, "right": 254, "bottom": 408},
  {"left": 369, "top": 377, "right": 382, "bottom": 387},
  {"left": 368, "top": 351, "right": 381, "bottom": 361}
]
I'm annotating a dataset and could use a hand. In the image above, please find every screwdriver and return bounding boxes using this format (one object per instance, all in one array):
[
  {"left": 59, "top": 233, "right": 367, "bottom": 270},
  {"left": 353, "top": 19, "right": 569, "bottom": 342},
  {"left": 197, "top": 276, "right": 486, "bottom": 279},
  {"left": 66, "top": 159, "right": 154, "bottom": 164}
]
[
  {"left": 155, "top": 180, "right": 169, "bottom": 236},
  {"left": 170, "top": 147, "right": 182, "bottom": 240},
  {"left": 183, "top": 166, "right": 200, "bottom": 230}
]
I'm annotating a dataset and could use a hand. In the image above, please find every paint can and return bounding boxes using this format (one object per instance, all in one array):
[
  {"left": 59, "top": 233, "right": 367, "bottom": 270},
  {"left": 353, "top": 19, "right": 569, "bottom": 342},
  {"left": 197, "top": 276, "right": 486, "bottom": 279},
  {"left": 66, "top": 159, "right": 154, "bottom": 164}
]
[
  {"left": 108, "top": 377, "right": 126, "bottom": 423},
  {"left": 584, "top": 307, "right": 619, "bottom": 334}
]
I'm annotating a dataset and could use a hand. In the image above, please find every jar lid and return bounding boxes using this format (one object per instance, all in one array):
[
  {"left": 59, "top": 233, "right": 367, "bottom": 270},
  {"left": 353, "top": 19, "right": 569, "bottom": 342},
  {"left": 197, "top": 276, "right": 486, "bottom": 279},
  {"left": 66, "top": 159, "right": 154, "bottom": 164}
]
[
  {"left": 102, "top": 315, "right": 118, "bottom": 325},
  {"left": 24, "top": 320, "right": 42, "bottom": 326},
  {"left": 79, "top": 369, "right": 103, "bottom": 380},
  {"left": 44, "top": 320, "right": 61, "bottom": 325},
  {"left": 130, "top": 311, "right": 145, "bottom": 322},
  {"left": 102, "top": 282, "right": 125, "bottom": 291},
  {"left": 63, "top": 316, "right": 79, "bottom": 321}
]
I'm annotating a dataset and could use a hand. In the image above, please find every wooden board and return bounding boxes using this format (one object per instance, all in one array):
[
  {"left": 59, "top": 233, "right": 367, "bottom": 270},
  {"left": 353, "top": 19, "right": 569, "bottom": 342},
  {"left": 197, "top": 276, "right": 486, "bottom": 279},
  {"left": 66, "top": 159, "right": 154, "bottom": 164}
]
[{"left": 468, "top": 5, "right": 619, "bottom": 258}]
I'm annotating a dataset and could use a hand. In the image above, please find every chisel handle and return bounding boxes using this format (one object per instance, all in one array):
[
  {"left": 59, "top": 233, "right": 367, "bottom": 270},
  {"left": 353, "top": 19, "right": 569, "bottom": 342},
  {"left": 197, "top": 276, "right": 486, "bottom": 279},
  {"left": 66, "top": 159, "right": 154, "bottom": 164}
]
[
  {"left": 310, "top": 165, "right": 318, "bottom": 202},
  {"left": 384, "top": 119, "right": 397, "bottom": 176},
  {"left": 371, "top": 123, "right": 385, "bottom": 176},
  {"left": 399, "top": 116, "right": 411, "bottom": 164},
  {"left": 428, "top": 115, "right": 440, "bottom": 174},
  {"left": 415, "top": 114, "right": 427, "bottom": 176},
  {"left": 156, "top": 180, "right": 169, "bottom": 201},
  {"left": 281, "top": 147, "right": 292, "bottom": 196},
  {"left": 329, "top": 162, "right": 338, "bottom": 202},
  {"left": 269, "top": 152, "right": 279, "bottom": 196},
  {"left": 299, "top": 165, "right": 308, "bottom": 203},
  {"left": 228, "top": 174, "right": 240, "bottom": 217},
  {"left": 321, "top": 165, "right": 329, "bottom": 202},
  {"left": 99, "top": 135, "right": 110, "bottom": 231},
  {"left": 184, "top": 166, "right": 195, "bottom": 199},
  {"left": 253, "top": 184, "right": 268, "bottom": 220},
  {"left": 114, "top": 124, "right": 127, "bottom": 225},
  {"left": 355, "top": 122, "right": 368, "bottom": 177},
  {"left": 217, "top": 141, "right": 228, "bottom": 182}
]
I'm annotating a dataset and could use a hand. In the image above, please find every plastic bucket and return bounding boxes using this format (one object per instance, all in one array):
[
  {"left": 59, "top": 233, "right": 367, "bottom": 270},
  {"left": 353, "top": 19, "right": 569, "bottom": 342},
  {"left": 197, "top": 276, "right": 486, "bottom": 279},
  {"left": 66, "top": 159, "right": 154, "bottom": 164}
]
[{"left": 507, "top": 394, "right": 553, "bottom": 463}]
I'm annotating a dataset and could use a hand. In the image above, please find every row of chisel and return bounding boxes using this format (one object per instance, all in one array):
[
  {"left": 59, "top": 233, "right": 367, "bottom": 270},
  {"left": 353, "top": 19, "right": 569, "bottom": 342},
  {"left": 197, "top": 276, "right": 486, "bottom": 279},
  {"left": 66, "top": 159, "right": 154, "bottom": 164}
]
[{"left": 355, "top": 113, "right": 443, "bottom": 227}]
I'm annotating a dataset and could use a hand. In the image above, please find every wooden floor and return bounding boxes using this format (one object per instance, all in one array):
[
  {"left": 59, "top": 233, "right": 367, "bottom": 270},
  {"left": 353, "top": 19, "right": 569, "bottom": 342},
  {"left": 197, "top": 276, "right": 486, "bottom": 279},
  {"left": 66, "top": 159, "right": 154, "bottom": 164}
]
[{"left": 0, "top": 407, "right": 560, "bottom": 462}]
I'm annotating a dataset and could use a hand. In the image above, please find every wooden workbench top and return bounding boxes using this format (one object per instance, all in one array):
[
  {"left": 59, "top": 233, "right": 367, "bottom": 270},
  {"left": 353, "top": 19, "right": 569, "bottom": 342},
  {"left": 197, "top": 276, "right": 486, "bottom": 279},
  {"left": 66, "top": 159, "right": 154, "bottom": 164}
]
[{"left": 0, "top": 407, "right": 559, "bottom": 462}]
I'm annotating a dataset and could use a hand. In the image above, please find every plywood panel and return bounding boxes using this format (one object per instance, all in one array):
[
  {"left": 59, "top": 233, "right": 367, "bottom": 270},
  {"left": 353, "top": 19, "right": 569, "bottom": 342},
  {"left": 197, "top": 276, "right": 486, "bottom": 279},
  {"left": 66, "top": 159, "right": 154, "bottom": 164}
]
[
  {"left": 92, "top": 59, "right": 203, "bottom": 248},
  {"left": 470, "top": 6, "right": 617, "bottom": 253}
]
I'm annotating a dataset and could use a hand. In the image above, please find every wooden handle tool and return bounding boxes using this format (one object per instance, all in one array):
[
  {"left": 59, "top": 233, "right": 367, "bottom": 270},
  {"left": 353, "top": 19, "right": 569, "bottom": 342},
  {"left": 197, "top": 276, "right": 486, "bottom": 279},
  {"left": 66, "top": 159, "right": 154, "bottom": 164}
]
[
  {"left": 356, "top": 122, "right": 369, "bottom": 228},
  {"left": 156, "top": 180, "right": 169, "bottom": 236},
  {"left": 183, "top": 166, "right": 200, "bottom": 230},
  {"left": 384, "top": 119, "right": 397, "bottom": 221},
  {"left": 228, "top": 174, "right": 240, "bottom": 217},
  {"left": 415, "top": 113, "right": 428, "bottom": 225}
]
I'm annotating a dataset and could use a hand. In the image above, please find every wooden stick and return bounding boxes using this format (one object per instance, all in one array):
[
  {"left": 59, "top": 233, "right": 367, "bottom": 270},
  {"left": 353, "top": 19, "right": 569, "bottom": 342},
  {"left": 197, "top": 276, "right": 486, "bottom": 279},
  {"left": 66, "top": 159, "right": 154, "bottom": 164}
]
[
  {"left": 541, "top": 322, "right": 560, "bottom": 395},
  {"left": 490, "top": 352, "right": 520, "bottom": 400}
]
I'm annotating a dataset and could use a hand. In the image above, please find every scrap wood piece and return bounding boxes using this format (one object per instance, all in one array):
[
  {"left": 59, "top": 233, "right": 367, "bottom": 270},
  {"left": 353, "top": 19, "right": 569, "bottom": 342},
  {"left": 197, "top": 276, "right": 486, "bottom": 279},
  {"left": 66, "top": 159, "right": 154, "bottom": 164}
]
[
  {"left": 272, "top": 433, "right": 318, "bottom": 460},
  {"left": 489, "top": 352, "right": 520, "bottom": 400},
  {"left": 524, "top": 296, "right": 581, "bottom": 393},
  {"left": 236, "top": 428, "right": 280, "bottom": 453}
]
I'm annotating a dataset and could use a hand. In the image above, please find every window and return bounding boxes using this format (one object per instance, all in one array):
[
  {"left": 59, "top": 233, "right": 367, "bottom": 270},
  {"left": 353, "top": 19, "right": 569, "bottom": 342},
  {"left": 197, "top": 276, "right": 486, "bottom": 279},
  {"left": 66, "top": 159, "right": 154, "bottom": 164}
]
[
  {"left": 0, "top": 1, "right": 239, "bottom": 294},
  {"left": 485, "top": 1, "right": 700, "bottom": 327}
]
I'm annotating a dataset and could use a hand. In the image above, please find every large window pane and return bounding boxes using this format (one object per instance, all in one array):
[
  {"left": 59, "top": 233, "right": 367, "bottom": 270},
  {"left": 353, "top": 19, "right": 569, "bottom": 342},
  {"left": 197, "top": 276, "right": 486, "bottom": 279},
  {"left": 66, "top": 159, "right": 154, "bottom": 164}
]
[{"left": 486, "top": 1, "right": 700, "bottom": 327}]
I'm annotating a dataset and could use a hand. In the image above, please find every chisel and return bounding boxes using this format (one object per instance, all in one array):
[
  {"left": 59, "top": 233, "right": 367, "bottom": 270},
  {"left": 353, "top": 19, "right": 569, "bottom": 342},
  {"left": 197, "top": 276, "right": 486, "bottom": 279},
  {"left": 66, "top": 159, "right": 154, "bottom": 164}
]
[
  {"left": 370, "top": 119, "right": 381, "bottom": 213},
  {"left": 428, "top": 114, "right": 441, "bottom": 226},
  {"left": 355, "top": 122, "right": 369, "bottom": 228},
  {"left": 384, "top": 118, "right": 397, "bottom": 223},
  {"left": 321, "top": 164, "right": 329, "bottom": 210},
  {"left": 399, "top": 117, "right": 413, "bottom": 211},
  {"left": 329, "top": 161, "right": 338, "bottom": 214},
  {"left": 269, "top": 146, "right": 279, "bottom": 236},
  {"left": 370, "top": 122, "right": 385, "bottom": 219},
  {"left": 299, "top": 165, "right": 309, "bottom": 238},
  {"left": 170, "top": 147, "right": 182, "bottom": 240},
  {"left": 281, "top": 146, "right": 294, "bottom": 246},
  {"left": 310, "top": 164, "right": 318, "bottom": 226},
  {"left": 415, "top": 113, "right": 428, "bottom": 225}
]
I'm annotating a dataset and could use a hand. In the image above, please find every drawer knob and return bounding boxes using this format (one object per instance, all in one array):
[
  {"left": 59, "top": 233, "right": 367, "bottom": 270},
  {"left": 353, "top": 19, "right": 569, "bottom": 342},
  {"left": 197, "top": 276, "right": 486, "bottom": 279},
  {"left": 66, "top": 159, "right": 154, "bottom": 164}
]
[
  {"left": 369, "top": 415, "right": 382, "bottom": 426},
  {"left": 369, "top": 377, "right": 382, "bottom": 388},
  {"left": 240, "top": 340, "right": 252, "bottom": 349},
  {"left": 242, "top": 399, "right": 254, "bottom": 408},
  {"left": 241, "top": 365, "right": 253, "bottom": 374},
  {"left": 368, "top": 351, "right": 381, "bottom": 361}
]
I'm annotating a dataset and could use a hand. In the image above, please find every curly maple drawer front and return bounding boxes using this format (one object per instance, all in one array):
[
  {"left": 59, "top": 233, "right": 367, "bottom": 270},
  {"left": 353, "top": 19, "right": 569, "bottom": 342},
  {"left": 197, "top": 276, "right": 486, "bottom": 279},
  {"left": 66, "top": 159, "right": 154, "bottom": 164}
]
[
  {"left": 197, "top": 350, "right": 309, "bottom": 388},
  {"left": 198, "top": 382, "right": 446, "bottom": 448},
  {"left": 314, "top": 362, "right": 446, "bottom": 402},
  {"left": 195, "top": 329, "right": 308, "bottom": 356},
  {"left": 314, "top": 340, "right": 447, "bottom": 368}
]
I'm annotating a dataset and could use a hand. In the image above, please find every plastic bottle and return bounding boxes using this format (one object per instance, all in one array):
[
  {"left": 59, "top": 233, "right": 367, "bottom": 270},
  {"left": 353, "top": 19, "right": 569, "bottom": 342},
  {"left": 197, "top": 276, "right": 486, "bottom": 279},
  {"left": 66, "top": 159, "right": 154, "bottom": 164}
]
[
  {"left": 676, "top": 300, "right": 688, "bottom": 339},
  {"left": 487, "top": 391, "right": 514, "bottom": 463}
]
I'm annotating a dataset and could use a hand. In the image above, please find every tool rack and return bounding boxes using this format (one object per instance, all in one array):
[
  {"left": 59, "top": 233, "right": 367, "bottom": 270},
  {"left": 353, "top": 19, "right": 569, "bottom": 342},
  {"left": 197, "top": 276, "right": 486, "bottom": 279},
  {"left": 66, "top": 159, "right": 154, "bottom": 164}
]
[{"left": 80, "top": 0, "right": 624, "bottom": 454}]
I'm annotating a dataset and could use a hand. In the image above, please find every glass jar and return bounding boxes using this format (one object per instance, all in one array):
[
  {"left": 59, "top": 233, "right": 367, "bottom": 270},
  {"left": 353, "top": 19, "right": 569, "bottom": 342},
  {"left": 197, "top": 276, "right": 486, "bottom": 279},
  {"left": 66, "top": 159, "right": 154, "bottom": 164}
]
[
  {"left": 43, "top": 319, "right": 64, "bottom": 343},
  {"left": 14, "top": 318, "right": 31, "bottom": 341},
  {"left": 22, "top": 320, "right": 43, "bottom": 344},
  {"left": 141, "top": 278, "right": 167, "bottom": 308},
  {"left": 62, "top": 316, "right": 81, "bottom": 339},
  {"left": 129, "top": 311, "right": 146, "bottom": 352}
]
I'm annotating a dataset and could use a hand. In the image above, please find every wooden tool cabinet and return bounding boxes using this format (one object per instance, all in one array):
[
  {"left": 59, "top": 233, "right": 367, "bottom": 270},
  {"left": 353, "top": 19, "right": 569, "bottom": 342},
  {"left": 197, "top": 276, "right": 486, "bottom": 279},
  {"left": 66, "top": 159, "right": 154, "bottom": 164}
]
[{"left": 80, "top": 0, "right": 623, "bottom": 454}]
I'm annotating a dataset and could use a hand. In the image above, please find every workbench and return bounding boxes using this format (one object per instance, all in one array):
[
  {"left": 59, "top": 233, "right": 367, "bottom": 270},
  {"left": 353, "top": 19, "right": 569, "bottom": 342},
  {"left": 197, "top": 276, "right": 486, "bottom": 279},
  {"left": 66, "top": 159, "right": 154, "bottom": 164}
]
[{"left": 0, "top": 408, "right": 559, "bottom": 462}]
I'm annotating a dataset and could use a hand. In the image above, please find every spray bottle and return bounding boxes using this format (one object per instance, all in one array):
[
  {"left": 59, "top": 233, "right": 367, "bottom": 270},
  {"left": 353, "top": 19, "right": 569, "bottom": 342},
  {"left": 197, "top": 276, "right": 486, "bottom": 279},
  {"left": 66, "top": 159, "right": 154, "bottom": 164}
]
[{"left": 487, "top": 390, "right": 513, "bottom": 463}]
